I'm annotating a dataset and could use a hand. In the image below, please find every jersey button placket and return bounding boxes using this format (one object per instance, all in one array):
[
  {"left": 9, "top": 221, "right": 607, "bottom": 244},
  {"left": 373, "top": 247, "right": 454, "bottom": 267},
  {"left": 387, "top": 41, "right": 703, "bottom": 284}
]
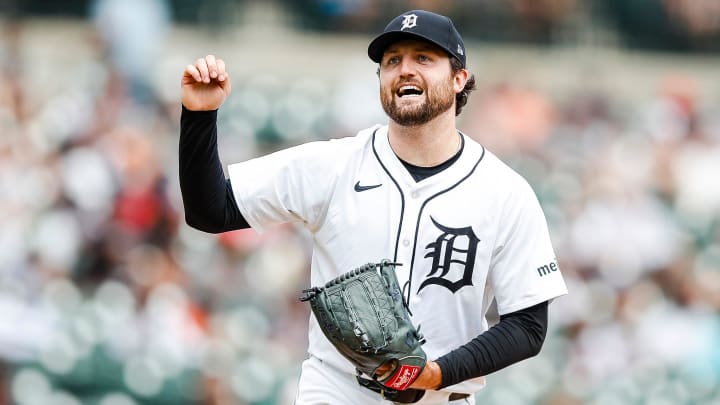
[
  {"left": 404, "top": 192, "right": 418, "bottom": 256},
  {"left": 396, "top": 187, "right": 421, "bottom": 288}
]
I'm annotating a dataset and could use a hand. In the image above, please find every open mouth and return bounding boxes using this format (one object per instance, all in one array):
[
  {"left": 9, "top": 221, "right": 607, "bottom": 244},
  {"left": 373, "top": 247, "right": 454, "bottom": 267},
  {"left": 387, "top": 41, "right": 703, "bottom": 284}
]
[{"left": 396, "top": 85, "right": 424, "bottom": 98}]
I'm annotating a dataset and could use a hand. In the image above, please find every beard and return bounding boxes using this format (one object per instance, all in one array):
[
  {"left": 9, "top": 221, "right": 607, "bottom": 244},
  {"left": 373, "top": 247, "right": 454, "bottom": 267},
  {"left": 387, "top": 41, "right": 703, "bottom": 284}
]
[{"left": 381, "top": 76, "right": 455, "bottom": 127}]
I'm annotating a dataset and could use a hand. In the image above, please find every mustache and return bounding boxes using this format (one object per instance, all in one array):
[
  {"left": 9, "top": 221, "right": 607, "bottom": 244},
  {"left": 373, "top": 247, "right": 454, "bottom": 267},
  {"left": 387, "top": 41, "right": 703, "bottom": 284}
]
[{"left": 390, "top": 80, "right": 425, "bottom": 92}]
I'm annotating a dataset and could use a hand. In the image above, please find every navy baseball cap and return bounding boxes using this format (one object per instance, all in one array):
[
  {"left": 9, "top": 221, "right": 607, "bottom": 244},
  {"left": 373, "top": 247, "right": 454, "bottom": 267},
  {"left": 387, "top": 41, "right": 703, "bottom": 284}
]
[{"left": 368, "top": 10, "right": 466, "bottom": 68}]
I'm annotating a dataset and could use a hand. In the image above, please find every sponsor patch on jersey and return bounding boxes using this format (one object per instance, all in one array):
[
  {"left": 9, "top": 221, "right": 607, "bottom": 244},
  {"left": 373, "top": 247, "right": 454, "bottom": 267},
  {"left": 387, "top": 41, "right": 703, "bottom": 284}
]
[
  {"left": 386, "top": 364, "right": 421, "bottom": 390},
  {"left": 537, "top": 259, "right": 559, "bottom": 277}
]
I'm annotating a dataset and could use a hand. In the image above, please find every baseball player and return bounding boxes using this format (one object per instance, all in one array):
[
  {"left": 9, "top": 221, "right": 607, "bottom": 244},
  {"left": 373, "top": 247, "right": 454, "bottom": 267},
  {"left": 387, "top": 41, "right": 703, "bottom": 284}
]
[{"left": 179, "top": 9, "right": 567, "bottom": 405}]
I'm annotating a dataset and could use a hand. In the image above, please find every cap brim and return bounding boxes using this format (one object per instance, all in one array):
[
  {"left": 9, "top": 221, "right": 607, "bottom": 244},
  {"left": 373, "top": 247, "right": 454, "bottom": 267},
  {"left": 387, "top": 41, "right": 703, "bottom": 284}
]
[{"left": 368, "top": 31, "right": 447, "bottom": 64}]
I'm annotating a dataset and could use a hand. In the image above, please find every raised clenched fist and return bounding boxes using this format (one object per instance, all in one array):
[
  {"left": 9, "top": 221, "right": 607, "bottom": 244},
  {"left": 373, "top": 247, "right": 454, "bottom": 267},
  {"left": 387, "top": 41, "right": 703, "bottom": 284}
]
[{"left": 181, "top": 54, "right": 232, "bottom": 111}]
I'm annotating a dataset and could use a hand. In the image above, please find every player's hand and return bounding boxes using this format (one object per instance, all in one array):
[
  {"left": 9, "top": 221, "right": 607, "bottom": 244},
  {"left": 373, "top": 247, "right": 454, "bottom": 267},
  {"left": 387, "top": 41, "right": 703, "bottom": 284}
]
[
  {"left": 181, "top": 55, "right": 231, "bottom": 111},
  {"left": 408, "top": 360, "right": 442, "bottom": 390}
]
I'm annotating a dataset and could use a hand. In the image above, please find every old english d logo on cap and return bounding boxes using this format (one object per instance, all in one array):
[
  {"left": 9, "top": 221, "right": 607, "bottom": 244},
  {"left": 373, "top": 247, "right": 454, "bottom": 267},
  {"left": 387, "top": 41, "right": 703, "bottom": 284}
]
[
  {"left": 400, "top": 14, "right": 418, "bottom": 30},
  {"left": 367, "top": 9, "right": 466, "bottom": 68}
]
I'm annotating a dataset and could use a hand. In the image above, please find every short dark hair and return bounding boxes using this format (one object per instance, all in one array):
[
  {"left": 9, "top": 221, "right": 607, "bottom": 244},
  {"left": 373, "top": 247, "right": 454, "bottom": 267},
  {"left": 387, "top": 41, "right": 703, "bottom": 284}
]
[{"left": 450, "top": 57, "right": 476, "bottom": 116}]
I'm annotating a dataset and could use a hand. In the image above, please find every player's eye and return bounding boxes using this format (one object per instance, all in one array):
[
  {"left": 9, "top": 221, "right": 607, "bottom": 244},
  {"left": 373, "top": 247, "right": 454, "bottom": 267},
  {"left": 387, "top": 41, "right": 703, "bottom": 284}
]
[
  {"left": 418, "top": 54, "right": 430, "bottom": 63},
  {"left": 385, "top": 55, "right": 400, "bottom": 65}
]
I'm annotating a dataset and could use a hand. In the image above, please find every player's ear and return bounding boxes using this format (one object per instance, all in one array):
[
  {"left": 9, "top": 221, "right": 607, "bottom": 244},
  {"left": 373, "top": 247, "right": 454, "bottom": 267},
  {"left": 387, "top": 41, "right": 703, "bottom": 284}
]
[{"left": 453, "top": 68, "right": 468, "bottom": 93}]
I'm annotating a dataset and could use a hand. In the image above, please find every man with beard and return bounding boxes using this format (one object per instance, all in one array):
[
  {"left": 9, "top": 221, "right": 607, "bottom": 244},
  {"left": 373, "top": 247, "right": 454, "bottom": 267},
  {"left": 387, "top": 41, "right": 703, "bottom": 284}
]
[{"left": 179, "top": 9, "right": 567, "bottom": 404}]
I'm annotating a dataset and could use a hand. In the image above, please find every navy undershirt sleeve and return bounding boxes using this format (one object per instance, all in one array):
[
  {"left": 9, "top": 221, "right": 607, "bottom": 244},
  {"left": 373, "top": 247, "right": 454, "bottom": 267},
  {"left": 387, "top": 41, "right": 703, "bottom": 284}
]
[
  {"left": 435, "top": 301, "right": 548, "bottom": 389},
  {"left": 179, "top": 106, "right": 250, "bottom": 233}
]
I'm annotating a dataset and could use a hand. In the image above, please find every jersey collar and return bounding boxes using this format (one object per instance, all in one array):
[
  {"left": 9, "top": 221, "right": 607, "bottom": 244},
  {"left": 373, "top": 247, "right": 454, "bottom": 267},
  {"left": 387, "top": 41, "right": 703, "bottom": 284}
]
[{"left": 372, "top": 125, "right": 485, "bottom": 194}]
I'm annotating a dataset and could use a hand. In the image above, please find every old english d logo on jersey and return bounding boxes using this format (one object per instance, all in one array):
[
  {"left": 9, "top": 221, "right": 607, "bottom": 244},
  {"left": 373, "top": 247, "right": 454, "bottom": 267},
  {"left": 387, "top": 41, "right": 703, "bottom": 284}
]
[{"left": 418, "top": 217, "right": 480, "bottom": 293}]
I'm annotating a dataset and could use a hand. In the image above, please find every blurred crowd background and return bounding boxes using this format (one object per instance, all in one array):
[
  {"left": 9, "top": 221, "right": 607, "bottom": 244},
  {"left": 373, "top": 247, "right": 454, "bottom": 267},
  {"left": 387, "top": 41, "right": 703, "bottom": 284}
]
[{"left": 1, "top": 0, "right": 720, "bottom": 404}]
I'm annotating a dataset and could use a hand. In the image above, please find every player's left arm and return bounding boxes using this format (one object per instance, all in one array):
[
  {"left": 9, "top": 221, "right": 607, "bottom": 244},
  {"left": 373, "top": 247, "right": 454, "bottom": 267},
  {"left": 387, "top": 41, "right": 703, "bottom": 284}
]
[
  {"left": 419, "top": 300, "right": 548, "bottom": 389},
  {"left": 406, "top": 301, "right": 547, "bottom": 389}
]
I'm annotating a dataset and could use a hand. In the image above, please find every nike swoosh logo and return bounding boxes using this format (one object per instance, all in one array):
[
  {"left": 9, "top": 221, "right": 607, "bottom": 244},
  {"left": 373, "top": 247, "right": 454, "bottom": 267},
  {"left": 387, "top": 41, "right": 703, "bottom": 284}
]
[{"left": 354, "top": 181, "right": 382, "bottom": 192}]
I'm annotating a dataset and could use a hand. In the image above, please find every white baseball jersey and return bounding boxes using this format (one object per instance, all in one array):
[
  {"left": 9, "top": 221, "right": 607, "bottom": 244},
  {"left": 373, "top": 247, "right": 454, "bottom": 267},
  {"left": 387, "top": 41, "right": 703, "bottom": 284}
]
[{"left": 228, "top": 125, "right": 567, "bottom": 394}]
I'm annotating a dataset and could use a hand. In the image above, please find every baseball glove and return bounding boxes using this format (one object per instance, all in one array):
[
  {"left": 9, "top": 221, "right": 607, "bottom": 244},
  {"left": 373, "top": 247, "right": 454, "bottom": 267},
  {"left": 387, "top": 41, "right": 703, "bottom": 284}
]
[{"left": 299, "top": 260, "right": 427, "bottom": 394}]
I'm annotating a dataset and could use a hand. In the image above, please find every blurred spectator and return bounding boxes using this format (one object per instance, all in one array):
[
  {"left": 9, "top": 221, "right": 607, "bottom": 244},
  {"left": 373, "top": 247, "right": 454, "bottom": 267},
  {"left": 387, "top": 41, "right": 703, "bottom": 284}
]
[
  {"left": 665, "top": 0, "right": 720, "bottom": 38},
  {"left": 509, "top": 0, "right": 579, "bottom": 43},
  {"left": 90, "top": 0, "right": 171, "bottom": 105},
  {"left": 605, "top": 0, "right": 720, "bottom": 51},
  {"left": 465, "top": 82, "right": 557, "bottom": 154}
]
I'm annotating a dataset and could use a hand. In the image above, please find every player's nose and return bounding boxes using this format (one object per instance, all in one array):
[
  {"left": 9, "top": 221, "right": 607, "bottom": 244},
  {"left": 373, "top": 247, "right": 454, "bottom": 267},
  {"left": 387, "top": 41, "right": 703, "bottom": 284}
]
[{"left": 398, "top": 57, "right": 417, "bottom": 77}]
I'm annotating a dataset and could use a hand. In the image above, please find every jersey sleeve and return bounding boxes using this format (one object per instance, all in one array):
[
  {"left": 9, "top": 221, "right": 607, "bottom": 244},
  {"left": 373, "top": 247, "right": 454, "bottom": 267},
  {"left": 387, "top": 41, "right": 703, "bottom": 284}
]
[
  {"left": 227, "top": 140, "right": 344, "bottom": 233},
  {"left": 488, "top": 178, "right": 567, "bottom": 315}
]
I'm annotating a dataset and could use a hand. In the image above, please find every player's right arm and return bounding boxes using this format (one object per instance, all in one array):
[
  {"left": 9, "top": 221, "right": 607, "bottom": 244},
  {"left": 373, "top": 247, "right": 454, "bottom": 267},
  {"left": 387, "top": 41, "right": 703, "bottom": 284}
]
[{"left": 179, "top": 55, "right": 250, "bottom": 233}]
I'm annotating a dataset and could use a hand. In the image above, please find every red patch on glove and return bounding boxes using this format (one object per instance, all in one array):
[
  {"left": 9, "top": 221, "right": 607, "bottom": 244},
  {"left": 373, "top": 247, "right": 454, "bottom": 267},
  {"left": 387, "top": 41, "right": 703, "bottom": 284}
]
[{"left": 385, "top": 365, "right": 421, "bottom": 391}]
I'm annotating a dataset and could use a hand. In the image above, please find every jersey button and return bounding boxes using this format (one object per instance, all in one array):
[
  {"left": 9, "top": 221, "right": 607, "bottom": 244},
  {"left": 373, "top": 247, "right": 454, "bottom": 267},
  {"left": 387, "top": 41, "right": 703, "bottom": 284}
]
[
  {"left": 402, "top": 239, "right": 410, "bottom": 246},
  {"left": 411, "top": 192, "right": 419, "bottom": 199}
]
